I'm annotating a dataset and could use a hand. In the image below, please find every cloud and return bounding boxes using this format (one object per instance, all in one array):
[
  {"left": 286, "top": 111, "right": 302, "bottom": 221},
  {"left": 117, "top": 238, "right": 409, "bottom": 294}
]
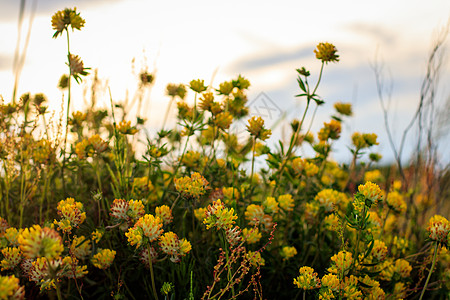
[
  {"left": 228, "top": 45, "right": 312, "bottom": 73},
  {"left": 0, "top": 0, "right": 123, "bottom": 22},
  {"left": 344, "top": 23, "right": 397, "bottom": 45}
]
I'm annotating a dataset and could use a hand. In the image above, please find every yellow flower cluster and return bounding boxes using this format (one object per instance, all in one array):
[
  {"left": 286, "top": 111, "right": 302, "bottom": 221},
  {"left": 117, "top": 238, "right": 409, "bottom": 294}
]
[
  {"left": 244, "top": 204, "right": 265, "bottom": 226},
  {"left": 126, "top": 214, "right": 164, "bottom": 247},
  {"left": 3, "top": 227, "right": 21, "bottom": 246},
  {"left": 155, "top": 205, "right": 173, "bottom": 225},
  {"left": 292, "top": 157, "right": 319, "bottom": 177},
  {"left": 246, "top": 251, "right": 265, "bottom": 267},
  {"left": 0, "top": 275, "right": 24, "bottom": 299},
  {"left": 51, "top": 7, "right": 85, "bottom": 38},
  {"left": 333, "top": 102, "right": 352, "bottom": 116},
  {"left": 246, "top": 116, "right": 271, "bottom": 141},
  {"left": 280, "top": 246, "right": 297, "bottom": 260},
  {"left": 91, "top": 249, "right": 116, "bottom": 269},
  {"left": 328, "top": 251, "right": 353, "bottom": 277},
  {"left": 181, "top": 151, "right": 205, "bottom": 169},
  {"left": 242, "top": 227, "right": 262, "bottom": 244},
  {"left": 358, "top": 181, "right": 383, "bottom": 206},
  {"left": 54, "top": 197, "right": 86, "bottom": 233},
  {"left": 1, "top": 247, "right": 22, "bottom": 271},
  {"left": 159, "top": 231, "right": 192, "bottom": 263},
  {"left": 109, "top": 199, "right": 145, "bottom": 227},
  {"left": 116, "top": 120, "right": 138, "bottom": 135},
  {"left": 278, "top": 194, "right": 295, "bottom": 212},
  {"left": 427, "top": 215, "right": 450, "bottom": 243},
  {"left": 293, "top": 266, "right": 321, "bottom": 290},
  {"left": 351, "top": 132, "right": 379, "bottom": 149},
  {"left": 314, "top": 189, "right": 345, "bottom": 213},
  {"left": 203, "top": 199, "right": 238, "bottom": 230},
  {"left": 32, "top": 139, "right": 55, "bottom": 164},
  {"left": 371, "top": 240, "right": 388, "bottom": 262},
  {"left": 386, "top": 191, "right": 407, "bottom": 214},
  {"left": 174, "top": 172, "right": 209, "bottom": 199},
  {"left": 18, "top": 225, "right": 63, "bottom": 259},
  {"left": 62, "top": 256, "right": 88, "bottom": 279},
  {"left": 364, "top": 169, "right": 384, "bottom": 183},
  {"left": 314, "top": 42, "right": 339, "bottom": 63},
  {"left": 318, "top": 120, "right": 341, "bottom": 141},
  {"left": 189, "top": 79, "right": 207, "bottom": 93},
  {"left": 222, "top": 187, "right": 240, "bottom": 204},
  {"left": 70, "top": 236, "right": 92, "bottom": 260},
  {"left": 75, "top": 134, "right": 108, "bottom": 159},
  {"left": 263, "top": 197, "right": 279, "bottom": 214}
]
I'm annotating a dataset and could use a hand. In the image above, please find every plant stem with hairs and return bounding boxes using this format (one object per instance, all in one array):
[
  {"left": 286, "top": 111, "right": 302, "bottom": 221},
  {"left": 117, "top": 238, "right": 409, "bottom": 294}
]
[
  {"left": 419, "top": 242, "right": 438, "bottom": 300},
  {"left": 148, "top": 245, "right": 159, "bottom": 300},
  {"left": 273, "top": 62, "right": 324, "bottom": 196},
  {"left": 61, "top": 29, "right": 72, "bottom": 195}
]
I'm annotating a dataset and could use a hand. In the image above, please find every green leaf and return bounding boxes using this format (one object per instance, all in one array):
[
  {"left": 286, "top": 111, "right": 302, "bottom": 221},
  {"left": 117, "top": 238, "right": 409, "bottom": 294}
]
[
  {"left": 297, "top": 77, "right": 307, "bottom": 92},
  {"left": 295, "top": 93, "right": 308, "bottom": 98}
]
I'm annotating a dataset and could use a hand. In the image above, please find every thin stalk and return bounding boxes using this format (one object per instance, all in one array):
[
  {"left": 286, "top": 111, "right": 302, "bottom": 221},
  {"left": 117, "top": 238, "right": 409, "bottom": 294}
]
[
  {"left": 148, "top": 245, "right": 159, "bottom": 300},
  {"left": 272, "top": 63, "right": 324, "bottom": 196},
  {"left": 250, "top": 136, "right": 256, "bottom": 182},
  {"left": 162, "top": 96, "right": 175, "bottom": 131},
  {"left": 419, "top": 242, "right": 438, "bottom": 300},
  {"left": 61, "top": 29, "right": 72, "bottom": 195}
]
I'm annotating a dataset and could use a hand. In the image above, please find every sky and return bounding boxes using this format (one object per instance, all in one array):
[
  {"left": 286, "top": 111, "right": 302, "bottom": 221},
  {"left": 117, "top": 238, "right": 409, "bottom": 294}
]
[{"left": 0, "top": 0, "right": 449, "bottom": 166}]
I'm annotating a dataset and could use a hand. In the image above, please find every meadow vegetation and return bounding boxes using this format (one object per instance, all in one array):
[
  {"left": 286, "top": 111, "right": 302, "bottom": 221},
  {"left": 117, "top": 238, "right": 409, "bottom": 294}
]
[{"left": 0, "top": 7, "right": 449, "bottom": 300}]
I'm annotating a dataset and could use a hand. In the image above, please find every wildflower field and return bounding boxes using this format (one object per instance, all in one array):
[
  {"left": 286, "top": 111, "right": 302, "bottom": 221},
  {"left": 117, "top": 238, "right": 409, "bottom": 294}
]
[{"left": 1, "top": 7, "right": 450, "bottom": 300}]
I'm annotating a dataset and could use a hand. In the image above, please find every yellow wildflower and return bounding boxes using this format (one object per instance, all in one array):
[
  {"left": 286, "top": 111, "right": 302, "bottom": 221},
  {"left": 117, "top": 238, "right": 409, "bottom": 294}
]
[
  {"left": 246, "top": 251, "right": 265, "bottom": 267},
  {"left": 125, "top": 226, "right": 143, "bottom": 248},
  {"left": 315, "top": 189, "right": 344, "bottom": 213},
  {"left": 136, "top": 214, "right": 164, "bottom": 242},
  {"left": 263, "top": 196, "right": 279, "bottom": 214},
  {"left": 334, "top": 102, "right": 352, "bottom": 116},
  {"left": 0, "top": 275, "right": 24, "bottom": 300},
  {"left": 393, "top": 259, "right": 412, "bottom": 278},
  {"left": 91, "top": 249, "right": 116, "bottom": 269},
  {"left": 70, "top": 236, "right": 91, "bottom": 260},
  {"left": 278, "top": 194, "right": 294, "bottom": 212},
  {"left": 18, "top": 225, "right": 63, "bottom": 259},
  {"left": 364, "top": 169, "right": 384, "bottom": 183},
  {"left": 127, "top": 200, "right": 145, "bottom": 221},
  {"left": 1, "top": 247, "right": 22, "bottom": 271},
  {"left": 246, "top": 116, "right": 271, "bottom": 141},
  {"left": 194, "top": 207, "right": 207, "bottom": 221},
  {"left": 371, "top": 240, "right": 388, "bottom": 262},
  {"left": 155, "top": 205, "right": 173, "bottom": 225},
  {"left": 174, "top": 172, "right": 209, "bottom": 199},
  {"left": 242, "top": 227, "right": 262, "bottom": 244},
  {"left": 280, "top": 246, "right": 297, "bottom": 260},
  {"left": 321, "top": 274, "right": 339, "bottom": 291},
  {"left": 314, "top": 42, "right": 339, "bottom": 63},
  {"left": 116, "top": 120, "right": 138, "bottom": 135},
  {"left": 293, "top": 266, "right": 321, "bottom": 290},
  {"left": 427, "top": 215, "right": 450, "bottom": 243},
  {"left": 51, "top": 7, "right": 85, "bottom": 38},
  {"left": 358, "top": 181, "right": 383, "bottom": 206},
  {"left": 328, "top": 251, "right": 352, "bottom": 277},
  {"left": 244, "top": 204, "right": 264, "bottom": 225},
  {"left": 203, "top": 199, "right": 238, "bottom": 230},
  {"left": 189, "top": 79, "right": 207, "bottom": 93},
  {"left": 386, "top": 191, "right": 407, "bottom": 214}
]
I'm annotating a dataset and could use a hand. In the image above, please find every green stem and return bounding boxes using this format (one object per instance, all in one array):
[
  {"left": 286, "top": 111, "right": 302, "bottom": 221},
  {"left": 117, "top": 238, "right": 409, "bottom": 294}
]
[
  {"left": 148, "top": 245, "right": 159, "bottom": 300},
  {"left": 61, "top": 29, "right": 72, "bottom": 195},
  {"left": 419, "top": 242, "right": 438, "bottom": 300},
  {"left": 250, "top": 136, "right": 256, "bottom": 182}
]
